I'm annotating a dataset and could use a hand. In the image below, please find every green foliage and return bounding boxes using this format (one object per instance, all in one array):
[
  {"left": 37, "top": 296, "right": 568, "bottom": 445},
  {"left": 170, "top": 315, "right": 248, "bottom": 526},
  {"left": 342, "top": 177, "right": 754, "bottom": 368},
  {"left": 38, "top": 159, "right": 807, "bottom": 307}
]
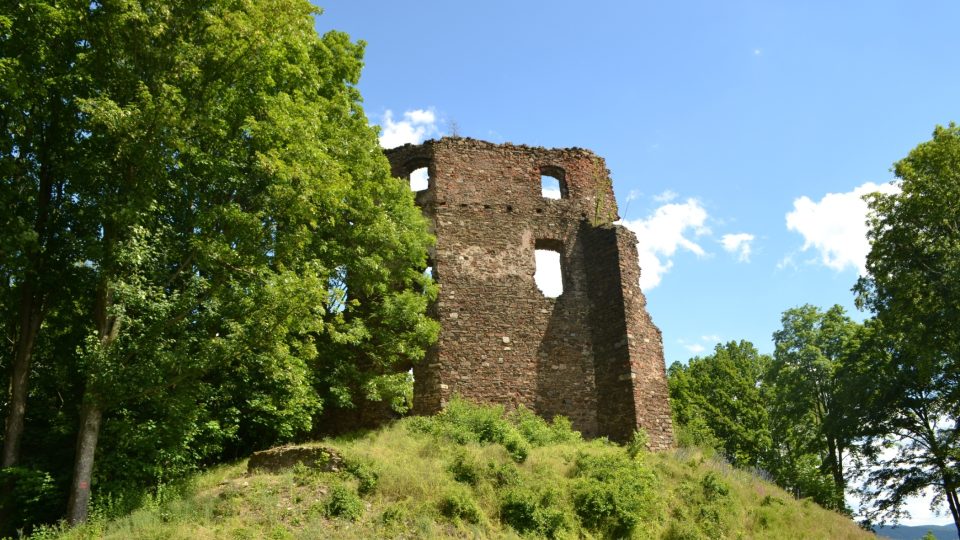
[
  {"left": 667, "top": 471, "right": 734, "bottom": 539},
  {"left": 668, "top": 340, "right": 772, "bottom": 469},
  {"left": 673, "top": 417, "right": 722, "bottom": 457},
  {"left": 0, "top": 467, "right": 60, "bottom": 532},
  {"left": 409, "top": 397, "right": 538, "bottom": 463},
  {"left": 324, "top": 484, "right": 364, "bottom": 521},
  {"left": 486, "top": 461, "right": 521, "bottom": 488},
  {"left": 853, "top": 124, "right": 960, "bottom": 531},
  {"left": 46, "top": 406, "right": 876, "bottom": 539},
  {"left": 447, "top": 452, "right": 483, "bottom": 486},
  {"left": 510, "top": 405, "right": 582, "bottom": 447},
  {"left": 627, "top": 429, "right": 649, "bottom": 459},
  {"left": 571, "top": 451, "right": 661, "bottom": 538},
  {"left": 669, "top": 323, "right": 867, "bottom": 513},
  {"left": 768, "top": 304, "right": 864, "bottom": 511},
  {"left": 345, "top": 457, "right": 380, "bottom": 496},
  {"left": 499, "top": 486, "right": 571, "bottom": 539},
  {"left": 0, "top": 0, "right": 437, "bottom": 529},
  {"left": 438, "top": 487, "right": 481, "bottom": 524}
]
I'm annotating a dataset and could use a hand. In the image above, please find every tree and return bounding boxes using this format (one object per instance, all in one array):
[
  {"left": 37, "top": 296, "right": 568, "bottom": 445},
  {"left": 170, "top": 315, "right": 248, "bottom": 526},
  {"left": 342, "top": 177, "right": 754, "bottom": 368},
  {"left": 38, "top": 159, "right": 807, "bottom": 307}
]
[
  {"left": 668, "top": 341, "right": 772, "bottom": 469},
  {"left": 0, "top": 0, "right": 87, "bottom": 469},
  {"left": 854, "top": 124, "right": 960, "bottom": 535},
  {"left": 768, "top": 304, "right": 864, "bottom": 511},
  {"left": 1, "top": 0, "right": 437, "bottom": 527}
]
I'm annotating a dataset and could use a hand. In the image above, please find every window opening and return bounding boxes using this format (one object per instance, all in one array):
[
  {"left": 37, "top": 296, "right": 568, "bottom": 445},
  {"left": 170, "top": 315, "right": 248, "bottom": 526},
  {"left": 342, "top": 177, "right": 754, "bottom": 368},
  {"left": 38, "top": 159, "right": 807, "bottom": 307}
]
[
  {"left": 410, "top": 167, "right": 429, "bottom": 192},
  {"left": 541, "top": 175, "right": 562, "bottom": 199},
  {"left": 534, "top": 244, "right": 563, "bottom": 298},
  {"left": 540, "top": 165, "right": 567, "bottom": 199}
]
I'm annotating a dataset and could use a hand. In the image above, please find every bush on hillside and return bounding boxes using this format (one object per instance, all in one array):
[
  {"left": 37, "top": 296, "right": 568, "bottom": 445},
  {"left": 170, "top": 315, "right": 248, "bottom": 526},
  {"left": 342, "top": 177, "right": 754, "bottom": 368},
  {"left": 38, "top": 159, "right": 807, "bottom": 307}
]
[
  {"left": 324, "top": 484, "right": 364, "bottom": 521},
  {"left": 499, "top": 485, "right": 572, "bottom": 539},
  {"left": 571, "top": 452, "right": 661, "bottom": 538},
  {"left": 438, "top": 487, "right": 482, "bottom": 524},
  {"left": 407, "top": 397, "right": 581, "bottom": 463}
]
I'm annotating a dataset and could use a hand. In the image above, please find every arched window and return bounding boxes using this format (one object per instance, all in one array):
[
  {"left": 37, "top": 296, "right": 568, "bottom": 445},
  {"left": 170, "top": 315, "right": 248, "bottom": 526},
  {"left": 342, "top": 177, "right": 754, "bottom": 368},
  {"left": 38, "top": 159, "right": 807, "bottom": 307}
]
[
  {"left": 402, "top": 158, "right": 432, "bottom": 192},
  {"left": 539, "top": 165, "right": 568, "bottom": 199}
]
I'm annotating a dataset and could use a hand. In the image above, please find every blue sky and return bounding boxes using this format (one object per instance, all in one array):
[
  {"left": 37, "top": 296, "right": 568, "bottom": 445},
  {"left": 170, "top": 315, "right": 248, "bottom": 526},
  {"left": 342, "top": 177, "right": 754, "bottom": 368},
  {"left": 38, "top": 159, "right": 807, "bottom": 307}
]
[{"left": 316, "top": 1, "right": 960, "bottom": 525}]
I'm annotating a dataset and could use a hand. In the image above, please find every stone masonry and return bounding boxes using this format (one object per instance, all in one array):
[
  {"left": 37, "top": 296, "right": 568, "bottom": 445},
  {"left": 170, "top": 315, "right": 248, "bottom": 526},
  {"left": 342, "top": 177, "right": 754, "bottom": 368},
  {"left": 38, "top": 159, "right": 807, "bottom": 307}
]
[{"left": 385, "top": 138, "right": 674, "bottom": 450}]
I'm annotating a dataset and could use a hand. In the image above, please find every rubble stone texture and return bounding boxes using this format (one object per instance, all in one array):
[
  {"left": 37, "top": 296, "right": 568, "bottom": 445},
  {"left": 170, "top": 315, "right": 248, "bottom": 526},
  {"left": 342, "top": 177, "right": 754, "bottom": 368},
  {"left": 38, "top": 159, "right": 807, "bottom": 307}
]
[{"left": 385, "top": 138, "right": 674, "bottom": 450}]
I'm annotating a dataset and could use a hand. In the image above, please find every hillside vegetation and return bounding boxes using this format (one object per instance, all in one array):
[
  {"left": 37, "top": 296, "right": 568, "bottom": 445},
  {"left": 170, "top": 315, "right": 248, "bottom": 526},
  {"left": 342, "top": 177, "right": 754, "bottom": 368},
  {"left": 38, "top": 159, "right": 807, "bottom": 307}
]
[{"left": 31, "top": 400, "right": 871, "bottom": 539}]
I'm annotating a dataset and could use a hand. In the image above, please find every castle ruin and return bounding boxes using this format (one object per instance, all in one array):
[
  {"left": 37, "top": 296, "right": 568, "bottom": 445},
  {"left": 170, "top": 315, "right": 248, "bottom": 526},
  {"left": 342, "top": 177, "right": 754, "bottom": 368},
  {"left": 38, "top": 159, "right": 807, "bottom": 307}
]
[{"left": 385, "top": 138, "right": 673, "bottom": 450}]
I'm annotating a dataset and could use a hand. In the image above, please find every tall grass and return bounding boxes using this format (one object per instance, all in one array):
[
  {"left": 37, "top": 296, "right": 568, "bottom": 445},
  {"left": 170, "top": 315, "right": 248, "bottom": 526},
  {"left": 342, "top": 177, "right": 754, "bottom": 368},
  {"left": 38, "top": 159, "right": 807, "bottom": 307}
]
[{"left": 37, "top": 399, "right": 872, "bottom": 539}]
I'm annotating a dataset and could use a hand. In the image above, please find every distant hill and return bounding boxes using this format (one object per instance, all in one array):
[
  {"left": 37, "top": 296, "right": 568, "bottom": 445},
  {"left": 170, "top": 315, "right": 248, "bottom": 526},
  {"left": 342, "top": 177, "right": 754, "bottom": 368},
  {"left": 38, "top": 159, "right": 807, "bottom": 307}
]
[
  {"left": 876, "top": 524, "right": 959, "bottom": 540},
  {"left": 43, "top": 400, "right": 873, "bottom": 539}
]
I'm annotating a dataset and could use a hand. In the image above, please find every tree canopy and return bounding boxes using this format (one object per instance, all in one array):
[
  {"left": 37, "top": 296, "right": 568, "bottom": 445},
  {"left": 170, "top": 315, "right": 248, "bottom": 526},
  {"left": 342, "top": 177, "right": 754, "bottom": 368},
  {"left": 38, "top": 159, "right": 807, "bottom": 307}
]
[
  {"left": 1, "top": 0, "right": 437, "bottom": 530},
  {"left": 854, "top": 124, "right": 960, "bottom": 534}
]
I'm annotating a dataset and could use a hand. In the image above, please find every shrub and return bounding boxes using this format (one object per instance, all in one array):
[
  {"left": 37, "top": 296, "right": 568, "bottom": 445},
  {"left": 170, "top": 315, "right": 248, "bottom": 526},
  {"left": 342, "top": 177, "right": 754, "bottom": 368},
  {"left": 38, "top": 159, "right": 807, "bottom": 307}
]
[
  {"left": 345, "top": 457, "right": 380, "bottom": 496},
  {"left": 381, "top": 501, "right": 410, "bottom": 525},
  {"left": 571, "top": 452, "right": 660, "bottom": 538},
  {"left": 408, "top": 397, "right": 531, "bottom": 463},
  {"left": 486, "top": 461, "right": 521, "bottom": 488},
  {"left": 700, "top": 472, "right": 729, "bottom": 500},
  {"left": 448, "top": 452, "right": 483, "bottom": 486},
  {"left": 500, "top": 486, "right": 571, "bottom": 539},
  {"left": 671, "top": 471, "right": 734, "bottom": 538},
  {"left": 324, "top": 484, "right": 363, "bottom": 521},
  {"left": 626, "top": 429, "right": 649, "bottom": 459},
  {"left": 501, "top": 431, "right": 530, "bottom": 463},
  {"left": 510, "top": 405, "right": 580, "bottom": 447},
  {"left": 674, "top": 416, "right": 722, "bottom": 457},
  {"left": 499, "top": 488, "right": 539, "bottom": 534},
  {"left": 0, "top": 466, "right": 60, "bottom": 533},
  {"left": 438, "top": 487, "right": 482, "bottom": 524}
]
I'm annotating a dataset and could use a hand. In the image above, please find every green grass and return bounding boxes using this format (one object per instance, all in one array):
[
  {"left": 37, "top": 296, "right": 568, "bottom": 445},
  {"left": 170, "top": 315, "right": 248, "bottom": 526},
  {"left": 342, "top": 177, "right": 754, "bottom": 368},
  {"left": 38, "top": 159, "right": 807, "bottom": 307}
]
[{"left": 31, "top": 400, "right": 873, "bottom": 539}]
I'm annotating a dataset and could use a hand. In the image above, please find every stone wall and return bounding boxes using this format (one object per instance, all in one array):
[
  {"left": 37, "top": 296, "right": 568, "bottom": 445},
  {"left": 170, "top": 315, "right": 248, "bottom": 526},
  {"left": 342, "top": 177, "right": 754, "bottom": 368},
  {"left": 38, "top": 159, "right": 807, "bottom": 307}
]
[{"left": 384, "top": 138, "right": 673, "bottom": 450}]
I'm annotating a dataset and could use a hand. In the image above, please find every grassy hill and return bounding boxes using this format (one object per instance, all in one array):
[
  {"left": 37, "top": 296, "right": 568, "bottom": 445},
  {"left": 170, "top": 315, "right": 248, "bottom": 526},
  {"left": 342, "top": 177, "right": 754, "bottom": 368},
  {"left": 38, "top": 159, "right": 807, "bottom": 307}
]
[{"left": 33, "top": 400, "right": 873, "bottom": 539}]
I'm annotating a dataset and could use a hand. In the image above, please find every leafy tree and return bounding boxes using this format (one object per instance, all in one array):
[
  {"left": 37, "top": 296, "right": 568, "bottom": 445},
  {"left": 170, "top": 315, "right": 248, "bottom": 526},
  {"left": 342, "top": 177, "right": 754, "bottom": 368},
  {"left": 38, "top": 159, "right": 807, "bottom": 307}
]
[
  {"left": 0, "top": 0, "right": 88, "bottom": 469},
  {"left": 768, "top": 304, "right": 864, "bottom": 511},
  {"left": 854, "top": 124, "right": 960, "bottom": 535},
  {"left": 850, "top": 321, "right": 959, "bottom": 534},
  {"left": 668, "top": 340, "right": 772, "bottom": 469},
  {"left": 1, "top": 0, "right": 437, "bottom": 528}
]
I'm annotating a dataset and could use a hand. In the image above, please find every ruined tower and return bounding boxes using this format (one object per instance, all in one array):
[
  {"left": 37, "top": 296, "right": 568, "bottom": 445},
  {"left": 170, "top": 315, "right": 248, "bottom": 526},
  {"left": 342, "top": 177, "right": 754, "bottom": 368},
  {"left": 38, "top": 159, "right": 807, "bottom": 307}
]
[{"left": 386, "top": 138, "right": 673, "bottom": 450}]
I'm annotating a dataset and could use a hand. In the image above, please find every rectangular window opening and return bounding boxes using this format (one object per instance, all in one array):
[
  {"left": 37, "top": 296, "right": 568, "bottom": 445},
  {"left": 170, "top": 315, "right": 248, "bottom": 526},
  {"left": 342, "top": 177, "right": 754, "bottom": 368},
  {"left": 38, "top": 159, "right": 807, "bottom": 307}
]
[
  {"left": 534, "top": 249, "right": 563, "bottom": 297},
  {"left": 541, "top": 175, "right": 562, "bottom": 199},
  {"left": 410, "top": 167, "right": 429, "bottom": 192}
]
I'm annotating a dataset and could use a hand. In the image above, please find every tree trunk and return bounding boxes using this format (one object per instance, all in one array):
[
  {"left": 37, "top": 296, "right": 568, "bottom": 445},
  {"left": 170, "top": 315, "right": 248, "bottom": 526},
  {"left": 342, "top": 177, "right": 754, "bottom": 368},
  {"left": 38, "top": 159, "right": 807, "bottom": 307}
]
[
  {"left": 65, "top": 277, "right": 119, "bottom": 525},
  {"left": 65, "top": 398, "right": 102, "bottom": 525},
  {"left": 1, "top": 285, "right": 43, "bottom": 468},
  {"left": 2, "top": 138, "right": 54, "bottom": 468},
  {"left": 944, "top": 478, "right": 960, "bottom": 539}
]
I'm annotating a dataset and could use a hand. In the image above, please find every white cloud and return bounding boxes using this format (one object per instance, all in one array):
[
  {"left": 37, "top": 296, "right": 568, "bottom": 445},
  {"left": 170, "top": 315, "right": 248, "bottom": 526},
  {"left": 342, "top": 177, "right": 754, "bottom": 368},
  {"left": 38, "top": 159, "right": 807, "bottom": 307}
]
[
  {"left": 622, "top": 198, "right": 710, "bottom": 290},
  {"left": 410, "top": 168, "right": 429, "bottom": 191},
  {"left": 720, "top": 233, "right": 755, "bottom": 262},
  {"left": 678, "top": 335, "right": 721, "bottom": 356},
  {"left": 776, "top": 254, "right": 795, "bottom": 271},
  {"left": 541, "top": 187, "right": 562, "bottom": 199},
  {"left": 653, "top": 189, "right": 678, "bottom": 203},
  {"left": 378, "top": 109, "right": 439, "bottom": 149},
  {"left": 785, "top": 181, "right": 899, "bottom": 274}
]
